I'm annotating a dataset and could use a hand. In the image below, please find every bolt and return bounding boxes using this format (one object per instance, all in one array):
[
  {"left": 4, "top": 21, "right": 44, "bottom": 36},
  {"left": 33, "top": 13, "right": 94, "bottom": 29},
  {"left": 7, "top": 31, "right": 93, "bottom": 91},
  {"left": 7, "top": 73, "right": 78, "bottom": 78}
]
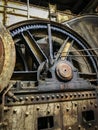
[
  {"left": 86, "top": 93, "right": 88, "bottom": 97},
  {"left": 83, "top": 105, "right": 86, "bottom": 109},
  {"left": 47, "top": 95, "right": 50, "bottom": 99},
  {"left": 56, "top": 94, "right": 59, "bottom": 98},
  {"left": 47, "top": 110, "right": 50, "bottom": 114},
  {"left": 57, "top": 105, "right": 60, "bottom": 109},
  {"left": 36, "top": 107, "right": 40, "bottom": 111},
  {"left": 60, "top": 94, "right": 64, "bottom": 98},
  {"left": 89, "top": 93, "right": 92, "bottom": 96},
  {"left": 31, "top": 96, "right": 34, "bottom": 101},
  {"left": 41, "top": 96, "right": 45, "bottom": 100},
  {"left": 25, "top": 112, "right": 29, "bottom": 117},
  {"left": 19, "top": 97, "right": 23, "bottom": 101},
  {"left": 70, "top": 94, "right": 72, "bottom": 98},
  {"left": 66, "top": 108, "right": 70, "bottom": 112},
  {"left": 13, "top": 109, "right": 17, "bottom": 114},
  {"left": 93, "top": 93, "right": 96, "bottom": 96},
  {"left": 51, "top": 95, "right": 55, "bottom": 99},
  {"left": 78, "top": 93, "right": 81, "bottom": 97},
  {"left": 36, "top": 96, "right": 40, "bottom": 100},
  {"left": 65, "top": 94, "right": 68, "bottom": 98},
  {"left": 25, "top": 97, "right": 29, "bottom": 101},
  {"left": 75, "top": 103, "right": 77, "bottom": 107}
]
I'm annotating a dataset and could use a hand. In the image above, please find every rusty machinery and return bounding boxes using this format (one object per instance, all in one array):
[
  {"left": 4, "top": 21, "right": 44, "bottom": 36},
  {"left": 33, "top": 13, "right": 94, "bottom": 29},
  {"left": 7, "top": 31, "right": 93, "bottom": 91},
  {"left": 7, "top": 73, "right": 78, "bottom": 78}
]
[{"left": 0, "top": 16, "right": 98, "bottom": 130}]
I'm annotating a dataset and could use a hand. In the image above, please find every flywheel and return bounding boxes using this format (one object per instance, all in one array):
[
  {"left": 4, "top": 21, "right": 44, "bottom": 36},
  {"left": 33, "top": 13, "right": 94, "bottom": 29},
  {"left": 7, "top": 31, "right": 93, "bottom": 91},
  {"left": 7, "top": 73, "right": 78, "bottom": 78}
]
[
  {"left": 8, "top": 19, "right": 98, "bottom": 85},
  {"left": 0, "top": 23, "right": 15, "bottom": 92}
]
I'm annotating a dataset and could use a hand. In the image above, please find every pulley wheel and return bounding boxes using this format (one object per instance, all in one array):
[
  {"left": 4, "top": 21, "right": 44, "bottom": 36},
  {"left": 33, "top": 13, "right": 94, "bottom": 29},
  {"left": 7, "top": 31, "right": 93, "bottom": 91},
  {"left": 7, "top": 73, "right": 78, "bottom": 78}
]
[{"left": 0, "top": 23, "right": 15, "bottom": 92}]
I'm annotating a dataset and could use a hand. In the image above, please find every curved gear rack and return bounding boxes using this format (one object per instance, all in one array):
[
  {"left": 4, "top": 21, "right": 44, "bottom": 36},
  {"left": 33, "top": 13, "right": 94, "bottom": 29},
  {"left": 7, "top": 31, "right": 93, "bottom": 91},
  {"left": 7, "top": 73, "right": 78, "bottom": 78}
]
[{"left": 8, "top": 19, "right": 98, "bottom": 85}]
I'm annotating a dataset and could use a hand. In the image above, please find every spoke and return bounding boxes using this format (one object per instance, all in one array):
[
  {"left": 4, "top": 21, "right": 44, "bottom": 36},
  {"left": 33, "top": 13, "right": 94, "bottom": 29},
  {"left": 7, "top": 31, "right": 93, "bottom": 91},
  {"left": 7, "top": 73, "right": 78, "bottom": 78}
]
[
  {"left": 47, "top": 24, "right": 53, "bottom": 65},
  {"left": 55, "top": 37, "right": 70, "bottom": 61},
  {"left": 61, "top": 40, "right": 74, "bottom": 60},
  {"left": 21, "top": 30, "right": 47, "bottom": 65}
]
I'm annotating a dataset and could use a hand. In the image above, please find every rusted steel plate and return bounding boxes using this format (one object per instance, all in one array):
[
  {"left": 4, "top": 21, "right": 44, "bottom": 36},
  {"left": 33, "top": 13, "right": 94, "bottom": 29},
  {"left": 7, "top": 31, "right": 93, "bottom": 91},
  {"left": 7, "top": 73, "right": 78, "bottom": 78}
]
[{"left": 0, "top": 22, "right": 15, "bottom": 92}]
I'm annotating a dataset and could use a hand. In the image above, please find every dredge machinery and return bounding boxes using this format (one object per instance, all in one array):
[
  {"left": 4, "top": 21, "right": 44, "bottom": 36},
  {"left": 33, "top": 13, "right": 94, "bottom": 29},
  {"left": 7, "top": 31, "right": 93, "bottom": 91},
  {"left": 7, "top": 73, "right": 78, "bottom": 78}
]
[{"left": 0, "top": 3, "right": 98, "bottom": 129}]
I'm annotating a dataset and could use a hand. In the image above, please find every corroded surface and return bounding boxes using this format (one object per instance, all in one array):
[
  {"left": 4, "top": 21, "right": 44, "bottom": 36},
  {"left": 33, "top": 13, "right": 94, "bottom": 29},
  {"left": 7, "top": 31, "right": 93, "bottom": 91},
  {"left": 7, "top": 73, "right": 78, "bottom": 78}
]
[
  {"left": 0, "top": 23, "right": 15, "bottom": 92},
  {"left": 0, "top": 37, "right": 4, "bottom": 74},
  {"left": 56, "top": 61, "right": 73, "bottom": 81},
  {"left": 4, "top": 96, "right": 98, "bottom": 130}
]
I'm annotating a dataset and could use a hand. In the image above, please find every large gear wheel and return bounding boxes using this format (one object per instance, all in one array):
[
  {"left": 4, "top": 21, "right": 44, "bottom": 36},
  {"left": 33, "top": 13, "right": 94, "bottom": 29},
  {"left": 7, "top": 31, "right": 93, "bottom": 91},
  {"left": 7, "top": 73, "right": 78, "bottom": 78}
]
[{"left": 8, "top": 19, "right": 98, "bottom": 85}]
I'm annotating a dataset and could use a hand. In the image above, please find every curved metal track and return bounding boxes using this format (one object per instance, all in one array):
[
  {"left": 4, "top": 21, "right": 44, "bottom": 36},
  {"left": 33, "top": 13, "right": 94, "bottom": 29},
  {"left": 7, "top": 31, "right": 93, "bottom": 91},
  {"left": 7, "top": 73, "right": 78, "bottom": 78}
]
[
  {"left": 0, "top": 23, "right": 15, "bottom": 92},
  {"left": 8, "top": 19, "right": 98, "bottom": 84}
]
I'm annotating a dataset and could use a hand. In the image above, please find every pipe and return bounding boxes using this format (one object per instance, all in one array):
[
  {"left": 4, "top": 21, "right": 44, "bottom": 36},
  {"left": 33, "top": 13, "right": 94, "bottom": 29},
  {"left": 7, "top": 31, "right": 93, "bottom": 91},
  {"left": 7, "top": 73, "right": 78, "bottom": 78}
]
[{"left": 27, "top": 0, "right": 30, "bottom": 19}]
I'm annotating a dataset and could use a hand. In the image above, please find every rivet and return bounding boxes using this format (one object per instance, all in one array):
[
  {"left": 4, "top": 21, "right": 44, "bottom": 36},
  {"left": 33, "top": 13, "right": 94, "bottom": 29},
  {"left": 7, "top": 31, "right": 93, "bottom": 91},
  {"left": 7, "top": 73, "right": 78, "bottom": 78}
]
[
  {"left": 66, "top": 108, "right": 70, "bottom": 112},
  {"left": 25, "top": 112, "right": 29, "bottom": 116},
  {"left": 60, "top": 94, "right": 64, "bottom": 98},
  {"left": 19, "top": 97, "right": 23, "bottom": 101},
  {"left": 86, "top": 93, "right": 88, "bottom": 96},
  {"left": 25, "top": 97, "right": 29, "bottom": 101},
  {"left": 47, "top": 95, "right": 50, "bottom": 99},
  {"left": 78, "top": 93, "right": 81, "bottom": 97},
  {"left": 75, "top": 103, "right": 77, "bottom": 107},
  {"left": 41, "top": 96, "right": 45, "bottom": 100},
  {"left": 56, "top": 94, "right": 59, "bottom": 98},
  {"left": 51, "top": 95, "right": 55, "bottom": 99},
  {"left": 89, "top": 93, "right": 92, "bottom": 96},
  {"left": 36, "top": 107, "right": 40, "bottom": 111},
  {"left": 57, "top": 105, "right": 60, "bottom": 109},
  {"left": 83, "top": 105, "right": 86, "bottom": 109},
  {"left": 70, "top": 94, "right": 72, "bottom": 98},
  {"left": 36, "top": 96, "right": 40, "bottom": 100},
  {"left": 65, "top": 94, "right": 68, "bottom": 98},
  {"left": 68, "top": 127, "right": 72, "bottom": 130},
  {"left": 93, "top": 93, "right": 96, "bottom": 96},
  {"left": 31, "top": 96, "right": 34, "bottom": 101},
  {"left": 13, "top": 109, "right": 17, "bottom": 114},
  {"left": 74, "top": 93, "right": 77, "bottom": 97}
]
